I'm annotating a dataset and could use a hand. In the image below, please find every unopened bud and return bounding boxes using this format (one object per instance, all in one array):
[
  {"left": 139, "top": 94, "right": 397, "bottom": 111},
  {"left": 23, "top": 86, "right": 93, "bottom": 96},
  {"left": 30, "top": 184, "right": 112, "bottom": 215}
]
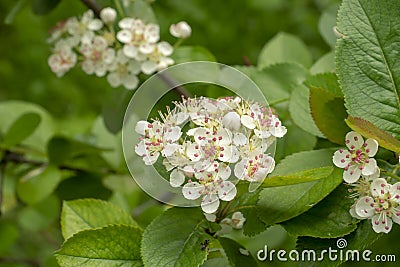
[
  {"left": 100, "top": 7, "right": 117, "bottom": 24},
  {"left": 169, "top": 21, "right": 192, "bottom": 39}
]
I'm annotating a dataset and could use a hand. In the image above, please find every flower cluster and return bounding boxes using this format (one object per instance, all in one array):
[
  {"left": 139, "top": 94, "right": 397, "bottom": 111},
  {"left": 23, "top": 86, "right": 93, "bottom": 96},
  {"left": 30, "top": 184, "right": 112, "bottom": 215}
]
[
  {"left": 47, "top": 8, "right": 191, "bottom": 90},
  {"left": 333, "top": 131, "right": 400, "bottom": 233},
  {"left": 135, "top": 96, "right": 286, "bottom": 213}
]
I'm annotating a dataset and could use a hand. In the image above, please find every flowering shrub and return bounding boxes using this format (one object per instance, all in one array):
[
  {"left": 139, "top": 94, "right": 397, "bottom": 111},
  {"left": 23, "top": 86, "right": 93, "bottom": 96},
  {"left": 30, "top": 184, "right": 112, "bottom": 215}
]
[
  {"left": 47, "top": 8, "right": 191, "bottom": 90},
  {"left": 134, "top": 96, "right": 286, "bottom": 213}
]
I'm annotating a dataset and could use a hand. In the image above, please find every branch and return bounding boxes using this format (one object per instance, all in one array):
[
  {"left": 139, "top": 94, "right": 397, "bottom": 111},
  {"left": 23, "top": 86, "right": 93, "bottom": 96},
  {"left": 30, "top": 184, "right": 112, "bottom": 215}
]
[
  {"left": 80, "top": 0, "right": 102, "bottom": 17},
  {"left": 158, "top": 72, "right": 193, "bottom": 98}
]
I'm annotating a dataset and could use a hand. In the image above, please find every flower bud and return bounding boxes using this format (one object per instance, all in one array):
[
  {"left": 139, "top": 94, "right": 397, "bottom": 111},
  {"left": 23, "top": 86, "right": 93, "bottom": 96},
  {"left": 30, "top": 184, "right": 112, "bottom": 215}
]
[
  {"left": 100, "top": 7, "right": 117, "bottom": 24},
  {"left": 222, "top": 111, "right": 241, "bottom": 131},
  {"left": 169, "top": 21, "right": 192, "bottom": 38}
]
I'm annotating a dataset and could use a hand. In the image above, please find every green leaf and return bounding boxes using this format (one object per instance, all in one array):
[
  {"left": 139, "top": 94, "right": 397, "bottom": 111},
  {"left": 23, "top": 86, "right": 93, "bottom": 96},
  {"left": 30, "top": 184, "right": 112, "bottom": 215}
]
[
  {"left": 17, "top": 165, "right": 61, "bottom": 205},
  {"left": 102, "top": 89, "right": 133, "bottom": 134},
  {"left": 283, "top": 184, "right": 358, "bottom": 238},
  {"left": 261, "top": 166, "right": 333, "bottom": 188},
  {"left": 345, "top": 116, "right": 400, "bottom": 153},
  {"left": 318, "top": 5, "right": 339, "bottom": 48},
  {"left": 296, "top": 220, "right": 382, "bottom": 267},
  {"left": 258, "top": 149, "right": 341, "bottom": 226},
  {"left": 2, "top": 112, "right": 41, "bottom": 148},
  {"left": 61, "top": 198, "right": 138, "bottom": 240},
  {"left": 142, "top": 207, "right": 210, "bottom": 267},
  {"left": 289, "top": 84, "right": 325, "bottom": 138},
  {"left": 309, "top": 87, "right": 350, "bottom": 145},
  {"left": 258, "top": 32, "right": 313, "bottom": 69},
  {"left": 310, "top": 51, "right": 335, "bottom": 74},
  {"left": 305, "top": 72, "right": 343, "bottom": 97},
  {"left": 127, "top": 0, "right": 157, "bottom": 23},
  {"left": 55, "top": 225, "right": 143, "bottom": 267},
  {"left": 258, "top": 168, "right": 342, "bottom": 226},
  {"left": 0, "top": 221, "right": 19, "bottom": 256},
  {"left": 32, "top": 0, "right": 61, "bottom": 15},
  {"left": 218, "top": 237, "right": 257, "bottom": 266},
  {"left": 172, "top": 46, "right": 216, "bottom": 64},
  {"left": 336, "top": 0, "right": 400, "bottom": 140}
]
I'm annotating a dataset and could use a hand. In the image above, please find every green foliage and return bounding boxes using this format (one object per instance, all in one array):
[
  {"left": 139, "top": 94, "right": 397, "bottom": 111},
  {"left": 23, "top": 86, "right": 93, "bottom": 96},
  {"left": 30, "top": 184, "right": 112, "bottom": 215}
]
[
  {"left": 218, "top": 237, "right": 257, "bottom": 266},
  {"left": 55, "top": 225, "right": 143, "bottom": 267},
  {"left": 172, "top": 46, "right": 216, "bottom": 64},
  {"left": 32, "top": 0, "right": 62, "bottom": 15},
  {"left": 258, "top": 32, "right": 313, "bottom": 69},
  {"left": 2, "top": 112, "right": 41, "bottom": 148},
  {"left": 336, "top": 0, "right": 400, "bottom": 139},
  {"left": 141, "top": 207, "right": 210, "bottom": 267},
  {"left": 61, "top": 198, "right": 138, "bottom": 239}
]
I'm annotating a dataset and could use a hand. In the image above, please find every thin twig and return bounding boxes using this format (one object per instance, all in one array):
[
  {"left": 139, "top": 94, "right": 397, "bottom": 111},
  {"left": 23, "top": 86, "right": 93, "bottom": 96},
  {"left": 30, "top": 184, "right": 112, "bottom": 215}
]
[
  {"left": 0, "top": 151, "right": 7, "bottom": 217},
  {"left": 80, "top": 0, "right": 102, "bottom": 17},
  {"left": 158, "top": 72, "right": 193, "bottom": 98}
]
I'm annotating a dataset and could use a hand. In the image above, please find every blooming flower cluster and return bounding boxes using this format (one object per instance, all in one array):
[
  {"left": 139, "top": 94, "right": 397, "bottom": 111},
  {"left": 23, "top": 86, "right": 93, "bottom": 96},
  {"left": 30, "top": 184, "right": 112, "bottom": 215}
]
[
  {"left": 47, "top": 7, "right": 191, "bottom": 90},
  {"left": 333, "top": 131, "right": 400, "bottom": 233},
  {"left": 135, "top": 96, "right": 287, "bottom": 213}
]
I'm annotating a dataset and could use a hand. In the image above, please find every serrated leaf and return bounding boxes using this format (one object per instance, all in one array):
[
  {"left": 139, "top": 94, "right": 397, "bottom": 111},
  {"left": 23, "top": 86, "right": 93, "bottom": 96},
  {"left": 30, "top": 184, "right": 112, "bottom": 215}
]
[
  {"left": 61, "top": 198, "right": 138, "bottom": 240},
  {"left": 17, "top": 165, "right": 61, "bottom": 205},
  {"left": 218, "top": 237, "right": 257, "bottom": 266},
  {"left": 345, "top": 116, "right": 400, "bottom": 153},
  {"left": 289, "top": 84, "right": 325, "bottom": 138},
  {"left": 262, "top": 166, "right": 333, "bottom": 188},
  {"left": 283, "top": 185, "right": 358, "bottom": 238},
  {"left": 258, "top": 168, "right": 342, "bottom": 227},
  {"left": 296, "top": 220, "right": 382, "bottom": 267},
  {"left": 258, "top": 149, "right": 341, "bottom": 226},
  {"left": 32, "top": 0, "right": 61, "bottom": 15},
  {"left": 142, "top": 207, "right": 210, "bottom": 267},
  {"left": 336, "top": 0, "right": 400, "bottom": 140},
  {"left": 3, "top": 112, "right": 41, "bottom": 148},
  {"left": 172, "top": 46, "right": 216, "bottom": 64},
  {"left": 309, "top": 87, "right": 350, "bottom": 145},
  {"left": 258, "top": 32, "right": 313, "bottom": 69},
  {"left": 55, "top": 225, "right": 143, "bottom": 267},
  {"left": 305, "top": 72, "right": 342, "bottom": 97}
]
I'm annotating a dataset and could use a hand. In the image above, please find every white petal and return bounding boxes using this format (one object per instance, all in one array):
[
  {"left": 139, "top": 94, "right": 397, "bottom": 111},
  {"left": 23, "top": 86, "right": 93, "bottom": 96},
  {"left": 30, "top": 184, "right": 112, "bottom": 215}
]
[
  {"left": 222, "top": 112, "right": 241, "bottom": 131},
  {"left": 170, "top": 169, "right": 185, "bottom": 187},
  {"left": 218, "top": 181, "right": 237, "bottom": 201},
  {"left": 201, "top": 194, "right": 220, "bottom": 213},
  {"left": 186, "top": 143, "right": 202, "bottom": 162},
  {"left": 233, "top": 133, "right": 248, "bottom": 146},
  {"left": 141, "top": 61, "right": 158, "bottom": 75},
  {"left": 343, "top": 165, "right": 362, "bottom": 183},
  {"left": 364, "top": 138, "right": 378, "bottom": 157},
  {"left": 157, "top": 41, "right": 173, "bottom": 56},
  {"left": 218, "top": 145, "right": 239, "bottom": 163},
  {"left": 165, "top": 126, "right": 182, "bottom": 142},
  {"left": 107, "top": 72, "right": 121, "bottom": 87},
  {"left": 122, "top": 74, "right": 139, "bottom": 90},
  {"left": 370, "top": 178, "right": 390, "bottom": 197},
  {"left": 118, "top": 18, "right": 134, "bottom": 29},
  {"left": 144, "top": 24, "right": 160, "bottom": 43},
  {"left": 333, "top": 149, "right": 351, "bottom": 168},
  {"left": 355, "top": 196, "right": 375, "bottom": 218},
  {"left": 162, "top": 144, "right": 179, "bottom": 157},
  {"left": 182, "top": 182, "right": 203, "bottom": 200},
  {"left": 271, "top": 125, "right": 287, "bottom": 138},
  {"left": 135, "top": 140, "right": 146, "bottom": 156},
  {"left": 116, "top": 29, "right": 132, "bottom": 43},
  {"left": 139, "top": 43, "right": 155, "bottom": 54},
  {"left": 349, "top": 206, "right": 364, "bottom": 220},
  {"left": 143, "top": 152, "right": 159, "bottom": 165},
  {"left": 345, "top": 131, "right": 364, "bottom": 150},
  {"left": 371, "top": 214, "right": 392, "bottom": 233},
  {"left": 135, "top": 121, "right": 148, "bottom": 135},
  {"left": 362, "top": 158, "right": 377, "bottom": 176},
  {"left": 392, "top": 209, "right": 400, "bottom": 224},
  {"left": 241, "top": 115, "right": 255, "bottom": 129},
  {"left": 362, "top": 167, "right": 380, "bottom": 180},
  {"left": 218, "top": 164, "right": 231, "bottom": 180},
  {"left": 123, "top": 44, "right": 138, "bottom": 58},
  {"left": 204, "top": 213, "right": 216, "bottom": 222},
  {"left": 390, "top": 182, "right": 400, "bottom": 203},
  {"left": 88, "top": 19, "right": 103, "bottom": 31},
  {"left": 234, "top": 160, "right": 246, "bottom": 180}
]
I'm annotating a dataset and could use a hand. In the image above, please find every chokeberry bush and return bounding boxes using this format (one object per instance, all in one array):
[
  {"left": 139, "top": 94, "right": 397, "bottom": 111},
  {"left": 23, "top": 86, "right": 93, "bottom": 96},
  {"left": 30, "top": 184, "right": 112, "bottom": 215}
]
[{"left": 0, "top": 0, "right": 399, "bottom": 266}]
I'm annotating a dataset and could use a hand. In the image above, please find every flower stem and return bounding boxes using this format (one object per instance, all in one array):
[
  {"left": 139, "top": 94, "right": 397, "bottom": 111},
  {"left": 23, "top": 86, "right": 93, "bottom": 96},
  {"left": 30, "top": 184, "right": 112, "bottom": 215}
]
[
  {"left": 173, "top": 39, "right": 184, "bottom": 49},
  {"left": 114, "top": 0, "right": 126, "bottom": 18}
]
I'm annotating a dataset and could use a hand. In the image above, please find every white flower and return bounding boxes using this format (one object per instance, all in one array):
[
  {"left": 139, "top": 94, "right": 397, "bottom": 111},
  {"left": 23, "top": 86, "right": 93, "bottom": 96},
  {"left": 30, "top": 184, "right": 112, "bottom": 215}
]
[
  {"left": 135, "top": 120, "right": 182, "bottom": 165},
  {"left": 100, "top": 7, "right": 117, "bottom": 24},
  {"left": 169, "top": 21, "right": 192, "bottom": 38},
  {"left": 234, "top": 153, "right": 275, "bottom": 182},
  {"left": 231, "top": 211, "right": 246, "bottom": 229},
  {"left": 182, "top": 164, "right": 237, "bottom": 213},
  {"left": 107, "top": 50, "right": 140, "bottom": 89},
  {"left": 67, "top": 10, "right": 103, "bottom": 43},
  {"left": 333, "top": 131, "right": 379, "bottom": 183},
  {"left": 353, "top": 178, "right": 400, "bottom": 233},
  {"left": 117, "top": 18, "right": 160, "bottom": 59},
  {"left": 48, "top": 40, "right": 77, "bottom": 77},
  {"left": 222, "top": 111, "right": 241, "bottom": 131},
  {"left": 80, "top": 36, "right": 115, "bottom": 77},
  {"left": 141, "top": 41, "right": 174, "bottom": 75}
]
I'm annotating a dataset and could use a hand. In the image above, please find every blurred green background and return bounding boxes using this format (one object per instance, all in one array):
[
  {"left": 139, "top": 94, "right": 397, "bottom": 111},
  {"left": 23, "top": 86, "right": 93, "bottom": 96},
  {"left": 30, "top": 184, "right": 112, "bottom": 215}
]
[{"left": 1, "top": 0, "right": 399, "bottom": 266}]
